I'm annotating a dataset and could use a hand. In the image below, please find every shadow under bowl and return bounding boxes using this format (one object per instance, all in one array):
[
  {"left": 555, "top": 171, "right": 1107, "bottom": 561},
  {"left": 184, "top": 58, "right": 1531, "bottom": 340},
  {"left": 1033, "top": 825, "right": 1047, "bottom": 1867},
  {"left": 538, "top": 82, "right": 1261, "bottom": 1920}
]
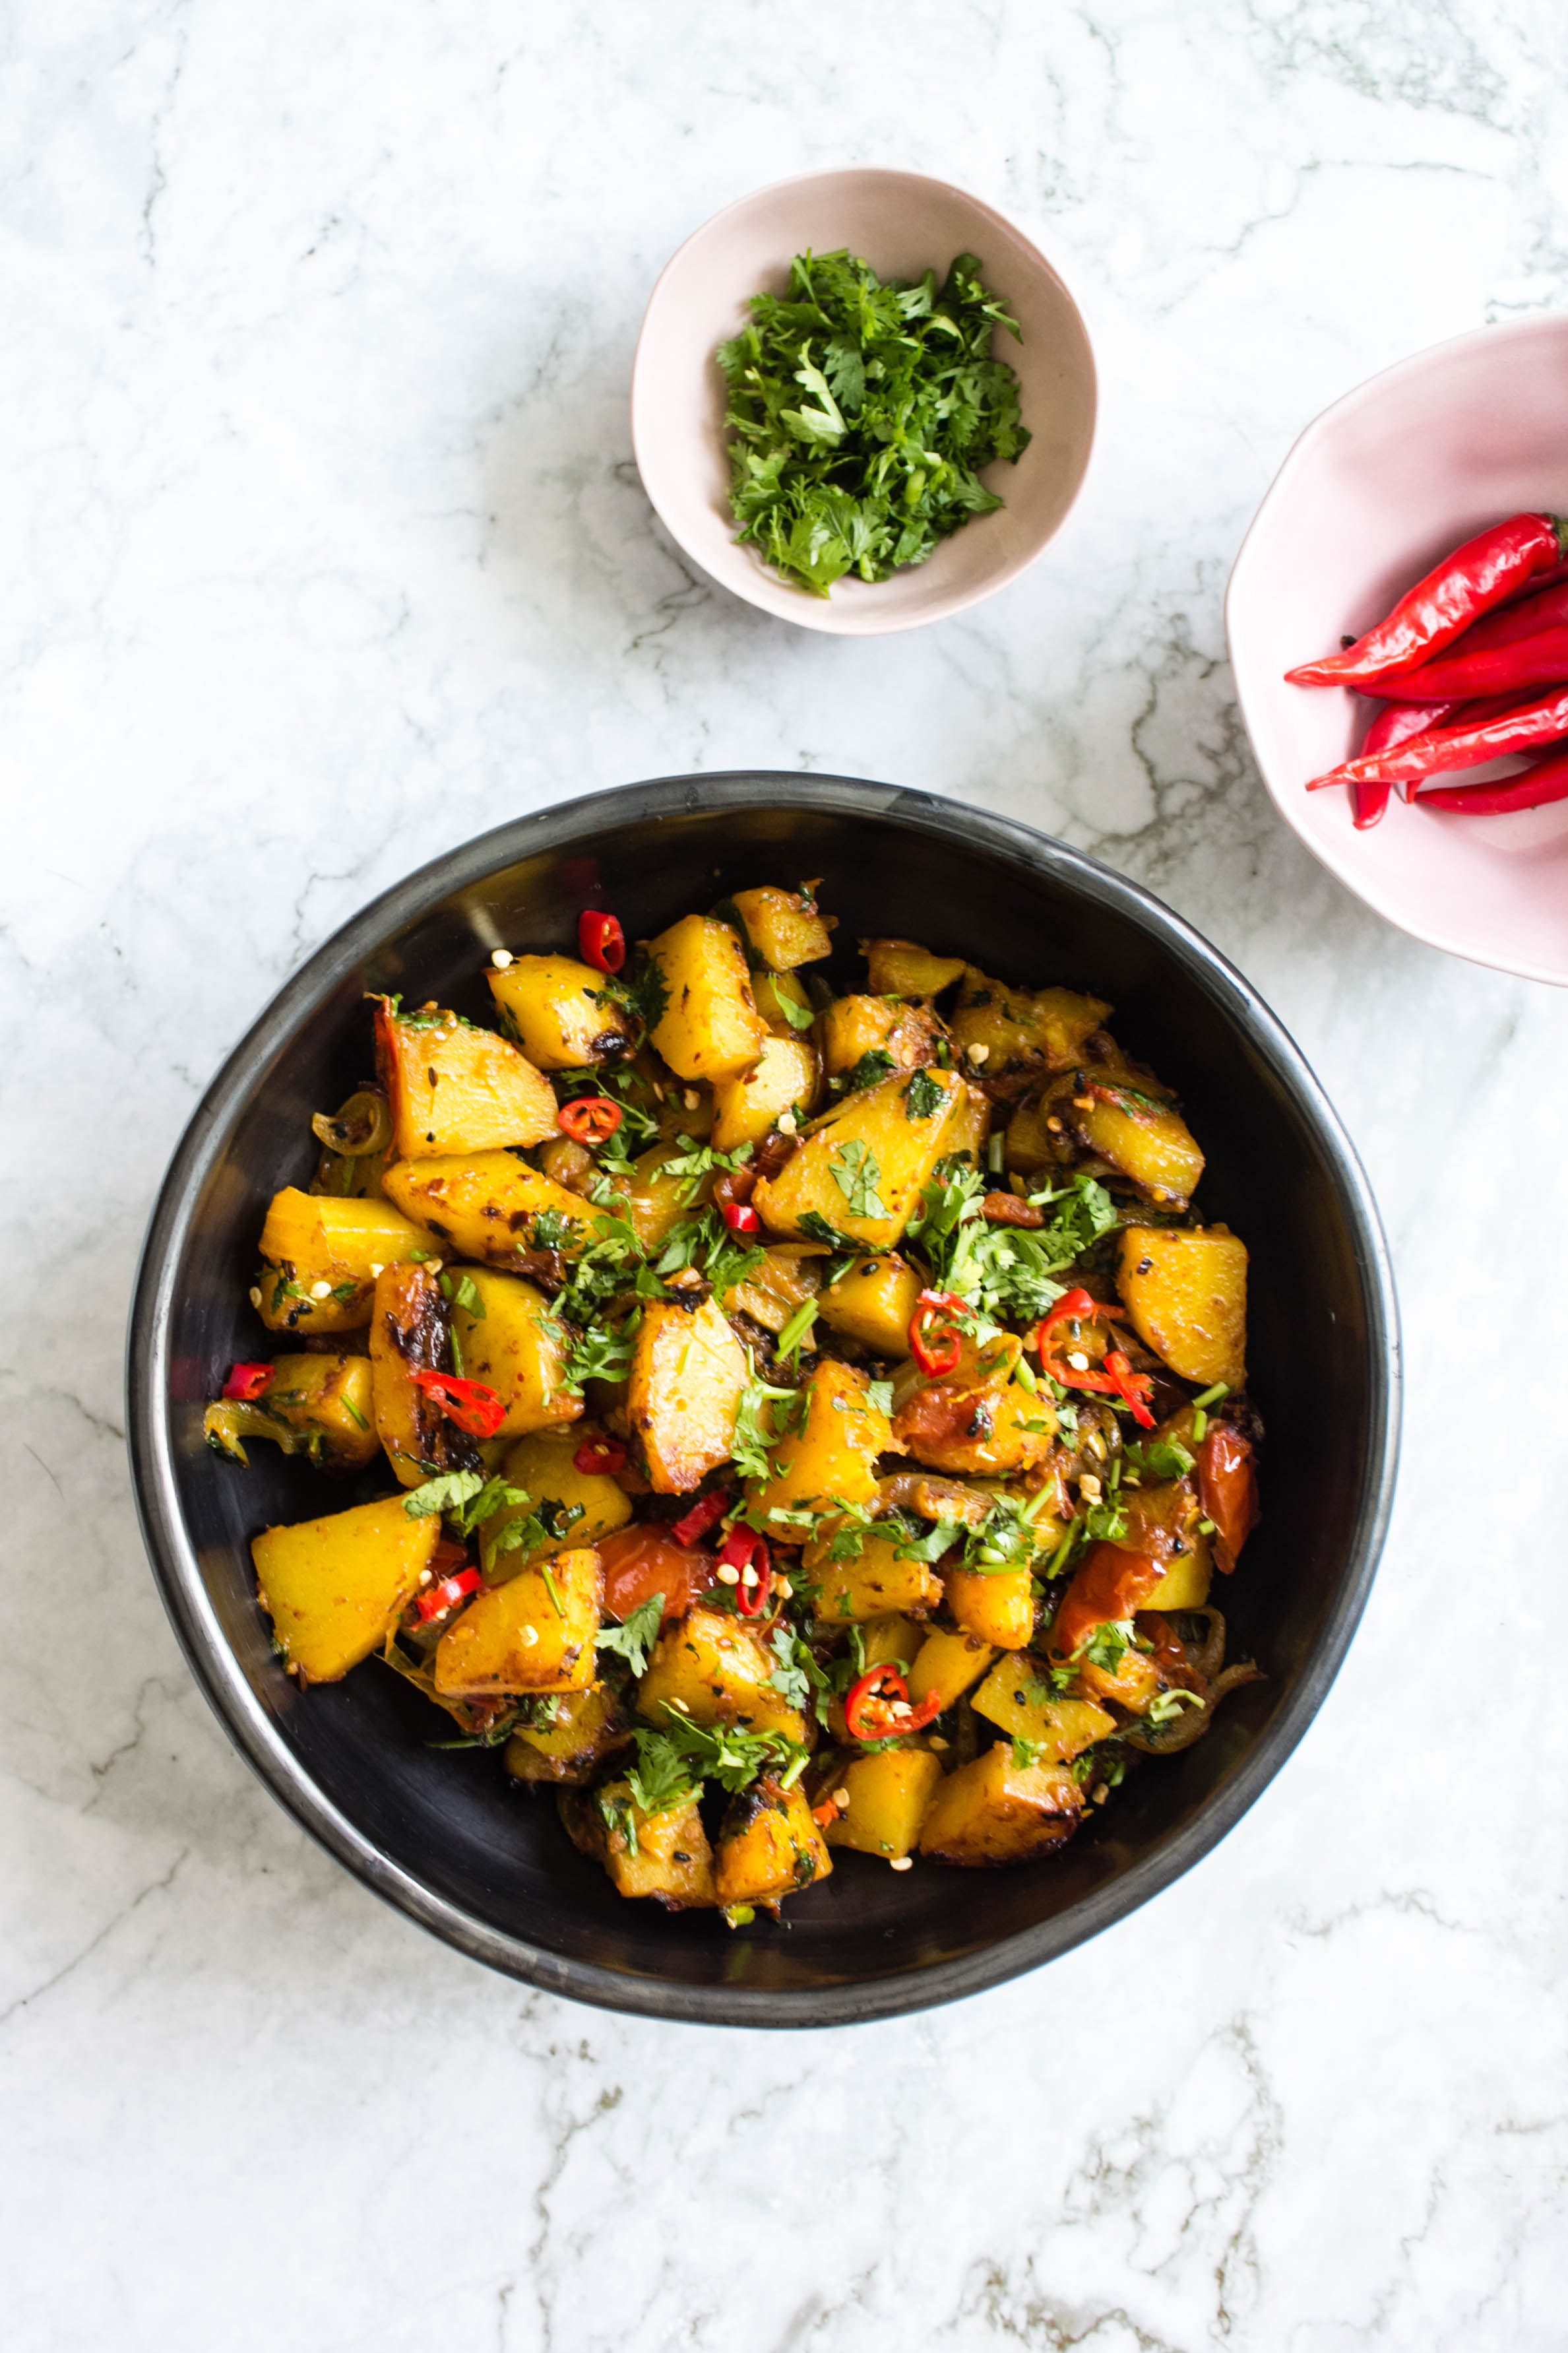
[{"left": 127, "top": 775, "right": 1399, "bottom": 2026}]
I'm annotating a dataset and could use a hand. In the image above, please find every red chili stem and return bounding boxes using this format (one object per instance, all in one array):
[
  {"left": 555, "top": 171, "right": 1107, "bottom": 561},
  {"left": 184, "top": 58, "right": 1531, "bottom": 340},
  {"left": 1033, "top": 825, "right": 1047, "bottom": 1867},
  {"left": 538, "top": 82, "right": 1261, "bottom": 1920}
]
[
  {"left": 1307, "top": 683, "right": 1568, "bottom": 792},
  {"left": 222, "top": 1361, "right": 274, "bottom": 1401},
  {"left": 410, "top": 1368, "right": 507, "bottom": 1438},
  {"left": 670, "top": 1488, "right": 732, "bottom": 1548},
  {"left": 578, "top": 910, "right": 626, "bottom": 975},
  {"left": 557, "top": 1095, "right": 623, "bottom": 1145},
  {"left": 1286, "top": 513, "right": 1568, "bottom": 689}
]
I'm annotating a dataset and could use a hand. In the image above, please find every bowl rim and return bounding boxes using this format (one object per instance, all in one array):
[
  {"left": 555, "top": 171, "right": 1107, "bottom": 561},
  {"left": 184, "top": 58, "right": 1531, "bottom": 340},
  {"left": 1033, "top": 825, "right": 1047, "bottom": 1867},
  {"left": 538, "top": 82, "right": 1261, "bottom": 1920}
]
[
  {"left": 629, "top": 165, "right": 1098, "bottom": 637},
  {"left": 1224, "top": 310, "right": 1568, "bottom": 988},
  {"left": 126, "top": 771, "right": 1401, "bottom": 2027}
]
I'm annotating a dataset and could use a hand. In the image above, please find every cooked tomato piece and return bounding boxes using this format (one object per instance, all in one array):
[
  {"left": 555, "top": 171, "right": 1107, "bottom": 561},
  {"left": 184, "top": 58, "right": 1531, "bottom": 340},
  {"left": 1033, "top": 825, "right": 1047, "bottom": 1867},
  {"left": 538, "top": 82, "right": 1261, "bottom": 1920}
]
[
  {"left": 596, "top": 1525, "right": 715, "bottom": 1624},
  {"left": 1198, "top": 1424, "right": 1259, "bottom": 1574}
]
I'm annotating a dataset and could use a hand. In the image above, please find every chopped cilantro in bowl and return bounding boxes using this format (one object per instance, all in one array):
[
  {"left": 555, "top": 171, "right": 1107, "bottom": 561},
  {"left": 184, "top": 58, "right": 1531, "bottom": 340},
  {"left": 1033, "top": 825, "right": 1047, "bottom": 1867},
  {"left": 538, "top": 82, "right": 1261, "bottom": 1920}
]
[{"left": 716, "top": 248, "right": 1030, "bottom": 597}]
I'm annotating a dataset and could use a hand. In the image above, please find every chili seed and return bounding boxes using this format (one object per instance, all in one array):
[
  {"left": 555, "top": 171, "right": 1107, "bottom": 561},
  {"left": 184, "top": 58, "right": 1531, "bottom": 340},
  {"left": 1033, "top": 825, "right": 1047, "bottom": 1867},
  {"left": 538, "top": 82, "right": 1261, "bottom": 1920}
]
[{"left": 716, "top": 1564, "right": 740, "bottom": 1585}]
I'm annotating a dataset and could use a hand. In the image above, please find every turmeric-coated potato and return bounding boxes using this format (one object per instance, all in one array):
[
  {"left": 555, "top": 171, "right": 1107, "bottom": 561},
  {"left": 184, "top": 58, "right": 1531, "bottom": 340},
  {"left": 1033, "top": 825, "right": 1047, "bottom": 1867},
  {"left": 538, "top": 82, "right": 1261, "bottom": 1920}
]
[
  {"left": 753, "top": 1064, "right": 966, "bottom": 1251},
  {"left": 949, "top": 971, "right": 1110, "bottom": 1090},
  {"left": 369, "top": 1262, "right": 480, "bottom": 1489},
  {"left": 747, "top": 1359, "right": 892, "bottom": 1528},
  {"left": 487, "top": 953, "right": 633, "bottom": 1070},
  {"left": 860, "top": 938, "right": 966, "bottom": 999},
  {"left": 917, "top": 1743, "right": 1082, "bottom": 1865},
  {"left": 1065, "top": 1071, "right": 1205, "bottom": 1208},
  {"left": 826, "top": 1749, "right": 944, "bottom": 1861},
  {"left": 1119, "top": 1475, "right": 1214, "bottom": 1611},
  {"left": 252, "top": 1495, "right": 440, "bottom": 1684},
  {"left": 449, "top": 1266, "right": 581, "bottom": 1438},
  {"left": 255, "top": 1189, "right": 434, "bottom": 1334},
  {"left": 970, "top": 1658, "right": 1115, "bottom": 1760},
  {"left": 815, "top": 1252, "right": 923, "bottom": 1358},
  {"left": 907, "top": 1627, "right": 996, "bottom": 1713},
  {"left": 646, "top": 914, "right": 768, "bottom": 1081},
  {"left": 504, "top": 1686, "right": 631, "bottom": 1784},
  {"left": 716, "top": 1776, "right": 831, "bottom": 1910},
  {"left": 710, "top": 1036, "right": 819, "bottom": 1153},
  {"left": 752, "top": 969, "right": 815, "bottom": 1037},
  {"left": 627, "top": 1295, "right": 749, "bottom": 1495},
  {"left": 433, "top": 1547, "right": 602, "bottom": 1696},
  {"left": 943, "top": 1563, "right": 1036, "bottom": 1650},
  {"left": 819, "top": 996, "right": 941, "bottom": 1084},
  {"left": 561, "top": 1783, "right": 716, "bottom": 1907},
  {"left": 204, "top": 1352, "right": 377, "bottom": 1473},
  {"left": 375, "top": 999, "right": 559, "bottom": 1159},
  {"left": 728, "top": 886, "right": 835, "bottom": 969},
  {"left": 636, "top": 1605, "right": 807, "bottom": 1743},
  {"left": 803, "top": 1522, "right": 943, "bottom": 1627},
  {"left": 383, "top": 1151, "right": 594, "bottom": 1268},
  {"left": 1117, "top": 1225, "right": 1247, "bottom": 1390},
  {"left": 481, "top": 1427, "right": 633, "bottom": 1576}
]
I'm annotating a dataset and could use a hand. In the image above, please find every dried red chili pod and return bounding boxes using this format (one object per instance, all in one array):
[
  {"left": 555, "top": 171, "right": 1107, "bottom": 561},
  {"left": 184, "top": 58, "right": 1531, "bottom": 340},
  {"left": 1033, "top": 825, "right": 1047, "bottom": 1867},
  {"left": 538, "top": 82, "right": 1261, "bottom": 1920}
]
[{"left": 578, "top": 911, "right": 626, "bottom": 975}]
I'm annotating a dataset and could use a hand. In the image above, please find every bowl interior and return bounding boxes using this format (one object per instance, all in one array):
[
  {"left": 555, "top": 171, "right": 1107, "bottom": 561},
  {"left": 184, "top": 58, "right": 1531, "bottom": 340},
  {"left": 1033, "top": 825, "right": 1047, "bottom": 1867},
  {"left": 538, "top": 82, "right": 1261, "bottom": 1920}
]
[
  {"left": 631, "top": 169, "right": 1096, "bottom": 635},
  {"left": 1227, "top": 317, "right": 1568, "bottom": 986},
  {"left": 133, "top": 781, "right": 1395, "bottom": 2022}
]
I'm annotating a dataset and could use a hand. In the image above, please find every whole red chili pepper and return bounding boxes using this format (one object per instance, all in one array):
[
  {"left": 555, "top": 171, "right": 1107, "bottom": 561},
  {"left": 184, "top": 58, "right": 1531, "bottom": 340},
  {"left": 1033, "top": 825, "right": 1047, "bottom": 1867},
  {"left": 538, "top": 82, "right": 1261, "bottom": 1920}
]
[
  {"left": 721, "top": 1200, "right": 761, "bottom": 1234},
  {"left": 844, "top": 1663, "right": 942, "bottom": 1743},
  {"left": 578, "top": 910, "right": 626, "bottom": 975},
  {"left": 574, "top": 1434, "right": 628, "bottom": 1475},
  {"left": 1416, "top": 743, "right": 1568, "bottom": 816},
  {"left": 1435, "top": 572, "right": 1568, "bottom": 656},
  {"left": 1034, "top": 1288, "right": 1126, "bottom": 1392},
  {"left": 909, "top": 1289, "right": 966, "bottom": 1378},
  {"left": 414, "top": 1566, "right": 483, "bottom": 1624},
  {"left": 557, "top": 1095, "right": 622, "bottom": 1146},
  {"left": 410, "top": 1368, "right": 507, "bottom": 1438},
  {"left": 1348, "top": 699, "right": 1458, "bottom": 828},
  {"left": 1358, "top": 624, "right": 1568, "bottom": 705},
  {"left": 1286, "top": 513, "right": 1568, "bottom": 689},
  {"left": 1307, "top": 683, "right": 1568, "bottom": 794},
  {"left": 222, "top": 1361, "right": 274, "bottom": 1401},
  {"left": 670, "top": 1488, "right": 732, "bottom": 1548},
  {"left": 717, "top": 1527, "right": 772, "bottom": 1616}
]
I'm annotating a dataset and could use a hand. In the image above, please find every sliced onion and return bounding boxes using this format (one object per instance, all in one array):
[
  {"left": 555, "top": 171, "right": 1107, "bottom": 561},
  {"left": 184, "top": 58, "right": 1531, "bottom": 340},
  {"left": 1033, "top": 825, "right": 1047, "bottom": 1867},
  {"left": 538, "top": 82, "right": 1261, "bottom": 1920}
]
[
  {"left": 312, "top": 1088, "right": 392, "bottom": 1157},
  {"left": 1123, "top": 1658, "right": 1264, "bottom": 1754}
]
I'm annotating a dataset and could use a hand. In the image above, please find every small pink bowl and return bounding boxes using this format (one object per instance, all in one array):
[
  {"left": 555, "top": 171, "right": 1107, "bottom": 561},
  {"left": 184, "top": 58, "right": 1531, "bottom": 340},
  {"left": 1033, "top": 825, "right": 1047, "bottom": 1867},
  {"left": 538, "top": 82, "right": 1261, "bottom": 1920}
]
[
  {"left": 1226, "top": 315, "right": 1568, "bottom": 987},
  {"left": 631, "top": 169, "right": 1096, "bottom": 635}
]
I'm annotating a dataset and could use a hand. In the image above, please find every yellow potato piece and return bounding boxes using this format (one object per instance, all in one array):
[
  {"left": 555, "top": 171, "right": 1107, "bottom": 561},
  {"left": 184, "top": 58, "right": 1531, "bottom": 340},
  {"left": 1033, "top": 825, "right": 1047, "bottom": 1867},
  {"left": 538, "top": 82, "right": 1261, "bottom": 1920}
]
[
  {"left": 729, "top": 886, "right": 834, "bottom": 969},
  {"left": 907, "top": 1627, "right": 996, "bottom": 1713},
  {"left": 255, "top": 1190, "right": 433, "bottom": 1334},
  {"left": 627, "top": 1294, "right": 749, "bottom": 1495},
  {"left": 716, "top": 1777, "right": 831, "bottom": 1908},
  {"left": 860, "top": 938, "right": 967, "bottom": 998},
  {"left": 252, "top": 1495, "right": 439, "bottom": 1683},
  {"left": 487, "top": 954, "right": 633, "bottom": 1070},
  {"left": 636, "top": 1606, "right": 807, "bottom": 1743},
  {"left": 970, "top": 1658, "right": 1115, "bottom": 1760},
  {"left": 433, "top": 1547, "right": 602, "bottom": 1695},
  {"left": 710, "top": 1037, "right": 819, "bottom": 1152},
  {"left": 753, "top": 1064, "right": 966, "bottom": 1250},
  {"left": 561, "top": 1784, "right": 716, "bottom": 1907},
  {"left": 1117, "top": 1225, "right": 1247, "bottom": 1389},
  {"left": 747, "top": 1359, "right": 891, "bottom": 1529},
  {"left": 826, "top": 1749, "right": 945, "bottom": 1861},
  {"left": 647, "top": 913, "right": 768, "bottom": 1080},
  {"left": 917, "top": 1743, "right": 1082, "bottom": 1865},
  {"left": 816, "top": 1252, "right": 923, "bottom": 1357},
  {"left": 204, "top": 1352, "right": 376, "bottom": 1473},
  {"left": 383, "top": 1152, "right": 594, "bottom": 1268},
  {"left": 375, "top": 1002, "right": 558, "bottom": 1159},
  {"left": 482, "top": 1428, "right": 633, "bottom": 1576},
  {"left": 450, "top": 1266, "right": 581, "bottom": 1438},
  {"left": 803, "top": 1526, "right": 942, "bottom": 1628},
  {"left": 944, "top": 1564, "right": 1035, "bottom": 1649}
]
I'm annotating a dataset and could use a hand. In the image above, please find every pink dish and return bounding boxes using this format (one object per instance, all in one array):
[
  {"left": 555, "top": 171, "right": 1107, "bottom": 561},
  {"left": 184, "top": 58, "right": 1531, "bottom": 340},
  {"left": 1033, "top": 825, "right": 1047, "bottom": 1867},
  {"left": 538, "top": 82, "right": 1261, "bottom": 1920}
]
[
  {"left": 631, "top": 169, "right": 1096, "bottom": 636},
  {"left": 1226, "top": 315, "right": 1568, "bottom": 988}
]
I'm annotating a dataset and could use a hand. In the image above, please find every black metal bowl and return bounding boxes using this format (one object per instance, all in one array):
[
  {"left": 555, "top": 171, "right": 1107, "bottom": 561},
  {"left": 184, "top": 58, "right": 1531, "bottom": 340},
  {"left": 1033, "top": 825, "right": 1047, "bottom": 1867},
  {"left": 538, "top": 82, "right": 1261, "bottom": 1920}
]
[{"left": 127, "top": 773, "right": 1400, "bottom": 2025}]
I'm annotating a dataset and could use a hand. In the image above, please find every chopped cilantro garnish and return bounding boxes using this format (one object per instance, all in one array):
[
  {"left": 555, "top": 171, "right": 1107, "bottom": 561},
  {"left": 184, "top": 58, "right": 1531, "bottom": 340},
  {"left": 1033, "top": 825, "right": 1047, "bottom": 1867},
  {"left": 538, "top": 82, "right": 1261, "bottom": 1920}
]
[
  {"left": 831, "top": 1139, "right": 886, "bottom": 1220},
  {"left": 904, "top": 1067, "right": 945, "bottom": 1120}
]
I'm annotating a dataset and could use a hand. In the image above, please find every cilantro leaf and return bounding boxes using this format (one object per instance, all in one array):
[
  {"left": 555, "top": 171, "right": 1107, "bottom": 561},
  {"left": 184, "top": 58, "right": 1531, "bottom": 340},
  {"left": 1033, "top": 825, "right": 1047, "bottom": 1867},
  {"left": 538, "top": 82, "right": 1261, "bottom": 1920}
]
[
  {"left": 904, "top": 1068, "right": 945, "bottom": 1120},
  {"left": 596, "top": 1592, "right": 664, "bottom": 1679},
  {"left": 830, "top": 1139, "right": 886, "bottom": 1220}
]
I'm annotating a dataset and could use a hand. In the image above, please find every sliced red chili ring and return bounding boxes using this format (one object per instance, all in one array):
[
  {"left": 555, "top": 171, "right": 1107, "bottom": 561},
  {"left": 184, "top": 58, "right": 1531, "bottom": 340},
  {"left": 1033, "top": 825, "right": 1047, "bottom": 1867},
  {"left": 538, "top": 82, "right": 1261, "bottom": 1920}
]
[
  {"left": 410, "top": 1367, "right": 507, "bottom": 1438},
  {"left": 222, "top": 1361, "right": 274, "bottom": 1402},
  {"left": 909, "top": 1287, "right": 966, "bottom": 1378},
  {"left": 579, "top": 910, "right": 626, "bottom": 975},
  {"left": 1033, "top": 1287, "right": 1128, "bottom": 1394},
  {"left": 844, "top": 1663, "right": 942, "bottom": 1743},
  {"left": 721, "top": 1200, "right": 761, "bottom": 1234},
  {"left": 670, "top": 1488, "right": 732, "bottom": 1548},
  {"left": 557, "top": 1095, "right": 623, "bottom": 1146},
  {"left": 574, "top": 1434, "right": 628, "bottom": 1476},
  {"left": 414, "top": 1566, "right": 483, "bottom": 1624},
  {"left": 1102, "top": 1349, "right": 1156, "bottom": 1429},
  {"left": 718, "top": 1527, "right": 773, "bottom": 1617}
]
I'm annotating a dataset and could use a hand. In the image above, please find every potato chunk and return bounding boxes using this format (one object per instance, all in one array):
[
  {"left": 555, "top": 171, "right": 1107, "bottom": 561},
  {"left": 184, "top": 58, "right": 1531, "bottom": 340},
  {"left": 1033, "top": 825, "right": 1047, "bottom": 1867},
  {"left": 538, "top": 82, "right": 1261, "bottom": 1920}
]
[
  {"left": 949, "top": 971, "right": 1110, "bottom": 1090},
  {"left": 814, "top": 1252, "right": 922, "bottom": 1357},
  {"left": 481, "top": 1428, "right": 633, "bottom": 1576},
  {"left": 803, "top": 1523, "right": 942, "bottom": 1627},
  {"left": 715, "top": 1776, "right": 831, "bottom": 1910},
  {"left": 256, "top": 1190, "right": 434, "bottom": 1333},
  {"left": 753, "top": 1064, "right": 966, "bottom": 1250},
  {"left": 504, "top": 1687, "right": 630, "bottom": 1785},
  {"left": 375, "top": 1000, "right": 558, "bottom": 1159},
  {"left": 860, "top": 938, "right": 966, "bottom": 998},
  {"left": 433, "top": 1547, "right": 602, "bottom": 1696},
  {"left": 1120, "top": 1475, "right": 1214, "bottom": 1611},
  {"left": 710, "top": 1036, "right": 819, "bottom": 1152},
  {"left": 907, "top": 1627, "right": 996, "bottom": 1712},
  {"left": 917, "top": 1743, "right": 1082, "bottom": 1865},
  {"left": 627, "top": 1295, "right": 748, "bottom": 1495},
  {"left": 970, "top": 1658, "right": 1115, "bottom": 1760},
  {"left": 728, "top": 886, "right": 834, "bottom": 969},
  {"left": 647, "top": 913, "right": 768, "bottom": 1080},
  {"left": 252, "top": 1495, "right": 440, "bottom": 1683},
  {"left": 747, "top": 1359, "right": 892, "bottom": 1530},
  {"left": 448, "top": 1266, "right": 580, "bottom": 1438},
  {"left": 383, "top": 1151, "right": 593, "bottom": 1267},
  {"left": 826, "top": 1749, "right": 945, "bottom": 1861},
  {"left": 636, "top": 1606, "right": 807, "bottom": 1743},
  {"left": 204, "top": 1352, "right": 377, "bottom": 1473},
  {"left": 753, "top": 969, "right": 815, "bottom": 1037},
  {"left": 819, "top": 996, "right": 941, "bottom": 1083},
  {"left": 1117, "top": 1225, "right": 1247, "bottom": 1390},
  {"left": 943, "top": 1564, "right": 1035, "bottom": 1649},
  {"left": 1065, "top": 1074, "right": 1205, "bottom": 1208},
  {"left": 561, "top": 1783, "right": 716, "bottom": 1907},
  {"left": 487, "top": 953, "right": 633, "bottom": 1070}
]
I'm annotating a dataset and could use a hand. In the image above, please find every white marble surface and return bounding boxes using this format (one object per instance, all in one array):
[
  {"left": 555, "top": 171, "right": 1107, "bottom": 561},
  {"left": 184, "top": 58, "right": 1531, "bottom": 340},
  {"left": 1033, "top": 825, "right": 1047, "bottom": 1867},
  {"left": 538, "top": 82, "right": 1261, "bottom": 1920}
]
[{"left": 5, "top": 2, "right": 1568, "bottom": 2345}]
